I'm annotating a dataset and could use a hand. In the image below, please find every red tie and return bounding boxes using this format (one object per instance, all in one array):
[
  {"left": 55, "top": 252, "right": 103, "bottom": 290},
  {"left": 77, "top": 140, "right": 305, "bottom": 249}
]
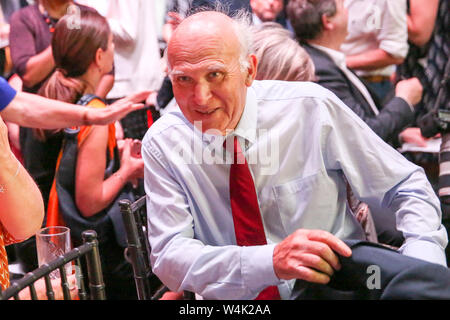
[{"left": 228, "top": 136, "right": 281, "bottom": 300}]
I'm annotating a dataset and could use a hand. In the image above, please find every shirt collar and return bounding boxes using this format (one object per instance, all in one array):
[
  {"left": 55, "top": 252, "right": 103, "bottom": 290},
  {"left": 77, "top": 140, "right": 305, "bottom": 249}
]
[
  {"left": 310, "top": 43, "right": 347, "bottom": 69},
  {"left": 232, "top": 87, "right": 258, "bottom": 145}
]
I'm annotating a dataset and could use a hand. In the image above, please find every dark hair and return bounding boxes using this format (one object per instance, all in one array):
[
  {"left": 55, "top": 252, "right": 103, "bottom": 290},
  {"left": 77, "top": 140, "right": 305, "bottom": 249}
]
[
  {"left": 35, "top": 9, "right": 110, "bottom": 140},
  {"left": 287, "top": 0, "right": 337, "bottom": 41}
]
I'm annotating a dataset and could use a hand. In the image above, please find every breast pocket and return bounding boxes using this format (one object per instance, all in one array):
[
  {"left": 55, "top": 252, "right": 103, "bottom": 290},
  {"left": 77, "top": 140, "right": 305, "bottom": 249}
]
[{"left": 272, "top": 172, "right": 339, "bottom": 235}]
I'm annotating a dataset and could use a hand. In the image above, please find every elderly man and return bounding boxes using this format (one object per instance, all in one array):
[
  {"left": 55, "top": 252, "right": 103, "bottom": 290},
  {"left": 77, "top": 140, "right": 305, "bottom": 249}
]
[{"left": 142, "top": 10, "right": 450, "bottom": 300}]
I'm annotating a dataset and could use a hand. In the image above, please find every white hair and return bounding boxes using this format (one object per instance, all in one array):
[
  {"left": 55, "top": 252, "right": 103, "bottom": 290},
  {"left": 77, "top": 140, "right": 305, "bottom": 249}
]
[{"left": 229, "top": 8, "right": 254, "bottom": 71}]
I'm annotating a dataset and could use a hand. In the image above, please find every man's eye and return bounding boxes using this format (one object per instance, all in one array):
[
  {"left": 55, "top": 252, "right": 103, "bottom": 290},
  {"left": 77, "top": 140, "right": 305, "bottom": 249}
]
[
  {"left": 208, "top": 72, "right": 224, "bottom": 81},
  {"left": 176, "top": 76, "right": 191, "bottom": 83}
]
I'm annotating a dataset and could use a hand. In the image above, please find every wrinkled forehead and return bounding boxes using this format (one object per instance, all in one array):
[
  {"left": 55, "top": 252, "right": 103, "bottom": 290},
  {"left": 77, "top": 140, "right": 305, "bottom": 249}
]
[{"left": 167, "top": 12, "right": 241, "bottom": 69}]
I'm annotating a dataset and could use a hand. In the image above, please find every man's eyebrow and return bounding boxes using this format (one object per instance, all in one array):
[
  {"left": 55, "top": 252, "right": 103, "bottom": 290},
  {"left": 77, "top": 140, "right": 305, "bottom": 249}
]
[
  {"left": 170, "top": 63, "right": 227, "bottom": 75},
  {"left": 206, "top": 63, "right": 226, "bottom": 71},
  {"left": 169, "top": 69, "right": 186, "bottom": 77}
]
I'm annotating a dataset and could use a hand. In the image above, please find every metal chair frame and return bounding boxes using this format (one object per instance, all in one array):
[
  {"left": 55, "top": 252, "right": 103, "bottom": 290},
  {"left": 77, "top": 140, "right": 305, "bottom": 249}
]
[
  {"left": 119, "top": 196, "right": 157, "bottom": 300},
  {"left": 0, "top": 230, "right": 106, "bottom": 300},
  {"left": 120, "top": 196, "right": 196, "bottom": 300}
]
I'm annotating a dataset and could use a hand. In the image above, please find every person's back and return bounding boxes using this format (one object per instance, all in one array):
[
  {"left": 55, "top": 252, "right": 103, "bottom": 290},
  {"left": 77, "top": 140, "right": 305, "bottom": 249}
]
[{"left": 39, "top": 10, "right": 143, "bottom": 299}]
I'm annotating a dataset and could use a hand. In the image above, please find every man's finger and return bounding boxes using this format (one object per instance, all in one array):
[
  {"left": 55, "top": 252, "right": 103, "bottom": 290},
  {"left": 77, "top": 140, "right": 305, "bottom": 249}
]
[
  {"left": 299, "top": 253, "right": 335, "bottom": 277},
  {"left": 131, "top": 103, "right": 145, "bottom": 111},
  {"left": 124, "top": 91, "right": 152, "bottom": 104},
  {"left": 304, "top": 240, "right": 341, "bottom": 271},
  {"left": 307, "top": 230, "right": 352, "bottom": 258},
  {"left": 296, "top": 266, "right": 330, "bottom": 284}
]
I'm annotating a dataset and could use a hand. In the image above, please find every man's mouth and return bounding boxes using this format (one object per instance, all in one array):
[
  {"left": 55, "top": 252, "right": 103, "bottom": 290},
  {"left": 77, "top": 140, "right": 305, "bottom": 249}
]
[{"left": 197, "top": 108, "right": 218, "bottom": 115}]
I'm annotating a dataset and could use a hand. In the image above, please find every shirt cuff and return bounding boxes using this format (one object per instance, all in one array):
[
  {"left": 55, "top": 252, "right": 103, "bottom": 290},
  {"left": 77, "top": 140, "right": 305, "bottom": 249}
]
[
  {"left": 399, "top": 239, "right": 447, "bottom": 267},
  {"left": 241, "top": 244, "right": 282, "bottom": 296}
]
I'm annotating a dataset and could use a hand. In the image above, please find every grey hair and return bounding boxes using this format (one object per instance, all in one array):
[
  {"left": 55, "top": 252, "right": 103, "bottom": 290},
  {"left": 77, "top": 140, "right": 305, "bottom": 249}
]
[
  {"left": 166, "top": 2, "right": 254, "bottom": 73},
  {"left": 251, "top": 22, "right": 316, "bottom": 82}
]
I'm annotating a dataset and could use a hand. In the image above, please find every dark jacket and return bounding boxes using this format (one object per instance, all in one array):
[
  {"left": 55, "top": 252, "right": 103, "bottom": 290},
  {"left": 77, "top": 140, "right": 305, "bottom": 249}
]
[{"left": 304, "top": 43, "right": 414, "bottom": 146}]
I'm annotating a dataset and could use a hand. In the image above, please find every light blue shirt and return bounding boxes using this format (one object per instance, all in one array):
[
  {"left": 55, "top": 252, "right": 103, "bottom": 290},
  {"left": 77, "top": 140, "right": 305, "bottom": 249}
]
[{"left": 142, "top": 80, "right": 447, "bottom": 300}]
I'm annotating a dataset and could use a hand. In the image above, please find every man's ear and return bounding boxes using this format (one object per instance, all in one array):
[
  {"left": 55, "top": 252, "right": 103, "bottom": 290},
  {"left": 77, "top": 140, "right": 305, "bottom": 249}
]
[
  {"left": 321, "top": 13, "right": 334, "bottom": 31},
  {"left": 245, "top": 54, "right": 258, "bottom": 87}
]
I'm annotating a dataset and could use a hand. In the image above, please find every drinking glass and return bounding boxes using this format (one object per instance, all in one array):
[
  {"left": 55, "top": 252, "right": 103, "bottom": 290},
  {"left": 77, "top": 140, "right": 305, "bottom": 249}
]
[{"left": 36, "top": 226, "right": 72, "bottom": 279}]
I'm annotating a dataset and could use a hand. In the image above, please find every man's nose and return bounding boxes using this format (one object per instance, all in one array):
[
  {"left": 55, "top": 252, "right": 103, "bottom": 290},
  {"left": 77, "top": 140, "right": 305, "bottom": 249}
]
[{"left": 193, "top": 82, "right": 212, "bottom": 106}]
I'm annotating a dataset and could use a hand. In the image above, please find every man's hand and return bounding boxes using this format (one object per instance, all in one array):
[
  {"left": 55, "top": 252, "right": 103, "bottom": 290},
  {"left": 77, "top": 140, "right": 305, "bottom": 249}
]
[
  {"left": 399, "top": 127, "right": 429, "bottom": 147},
  {"left": 273, "top": 229, "right": 352, "bottom": 284},
  {"left": 85, "top": 91, "right": 151, "bottom": 125},
  {"left": 395, "top": 77, "right": 423, "bottom": 107}
]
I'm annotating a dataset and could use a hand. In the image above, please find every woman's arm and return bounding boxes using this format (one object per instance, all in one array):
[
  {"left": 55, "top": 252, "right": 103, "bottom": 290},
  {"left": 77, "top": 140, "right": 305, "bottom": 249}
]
[
  {"left": 0, "top": 90, "right": 149, "bottom": 128},
  {"left": 75, "top": 125, "right": 143, "bottom": 217},
  {"left": 9, "top": 11, "right": 55, "bottom": 88},
  {"left": 0, "top": 115, "right": 44, "bottom": 240},
  {"left": 21, "top": 46, "right": 55, "bottom": 88}
]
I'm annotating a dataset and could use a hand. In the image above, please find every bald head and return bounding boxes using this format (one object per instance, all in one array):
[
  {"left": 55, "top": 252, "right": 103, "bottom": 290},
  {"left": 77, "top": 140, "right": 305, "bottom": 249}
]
[
  {"left": 172, "top": 11, "right": 236, "bottom": 42},
  {"left": 165, "top": 10, "right": 258, "bottom": 135},
  {"left": 167, "top": 11, "right": 253, "bottom": 72}
]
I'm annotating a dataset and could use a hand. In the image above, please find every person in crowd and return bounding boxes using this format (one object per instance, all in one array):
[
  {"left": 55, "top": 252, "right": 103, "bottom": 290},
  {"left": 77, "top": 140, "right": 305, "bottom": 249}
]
[
  {"left": 396, "top": 0, "right": 449, "bottom": 266},
  {"left": 340, "top": 0, "right": 409, "bottom": 101},
  {"left": 0, "top": 87, "right": 81, "bottom": 299},
  {"left": 251, "top": 22, "right": 314, "bottom": 82},
  {"left": 1, "top": 112, "right": 78, "bottom": 299},
  {"left": 250, "top": 0, "right": 292, "bottom": 30},
  {"left": 77, "top": 0, "right": 164, "bottom": 141},
  {"left": 8, "top": 0, "right": 114, "bottom": 272},
  {"left": 142, "top": 9, "right": 450, "bottom": 300},
  {"left": 0, "top": 112, "right": 44, "bottom": 292},
  {"left": 286, "top": 0, "right": 426, "bottom": 247},
  {"left": 0, "top": 75, "right": 147, "bottom": 297},
  {"left": 287, "top": 0, "right": 427, "bottom": 147},
  {"left": 9, "top": 0, "right": 112, "bottom": 95},
  {"left": 38, "top": 10, "right": 144, "bottom": 299},
  {"left": 162, "top": 0, "right": 192, "bottom": 45}
]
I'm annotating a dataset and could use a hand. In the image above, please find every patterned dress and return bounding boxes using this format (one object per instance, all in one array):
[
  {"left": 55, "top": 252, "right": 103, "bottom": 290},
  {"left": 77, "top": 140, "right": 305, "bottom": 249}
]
[{"left": 0, "top": 223, "right": 20, "bottom": 291}]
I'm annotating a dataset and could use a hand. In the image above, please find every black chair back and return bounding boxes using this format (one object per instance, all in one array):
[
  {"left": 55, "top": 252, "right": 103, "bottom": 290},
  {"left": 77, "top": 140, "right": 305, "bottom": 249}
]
[
  {"left": 119, "top": 196, "right": 169, "bottom": 300},
  {"left": 0, "top": 230, "right": 106, "bottom": 300}
]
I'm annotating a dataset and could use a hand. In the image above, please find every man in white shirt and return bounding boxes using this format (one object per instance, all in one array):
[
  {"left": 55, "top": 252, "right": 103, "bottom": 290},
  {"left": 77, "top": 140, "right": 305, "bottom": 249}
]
[
  {"left": 340, "top": 0, "right": 409, "bottom": 100},
  {"left": 142, "top": 9, "right": 450, "bottom": 300}
]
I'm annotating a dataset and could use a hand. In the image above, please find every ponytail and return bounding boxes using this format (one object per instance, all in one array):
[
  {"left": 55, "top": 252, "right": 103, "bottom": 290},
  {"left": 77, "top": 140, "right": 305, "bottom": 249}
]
[{"left": 33, "top": 70, "right": 87, "bottom": 141}]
